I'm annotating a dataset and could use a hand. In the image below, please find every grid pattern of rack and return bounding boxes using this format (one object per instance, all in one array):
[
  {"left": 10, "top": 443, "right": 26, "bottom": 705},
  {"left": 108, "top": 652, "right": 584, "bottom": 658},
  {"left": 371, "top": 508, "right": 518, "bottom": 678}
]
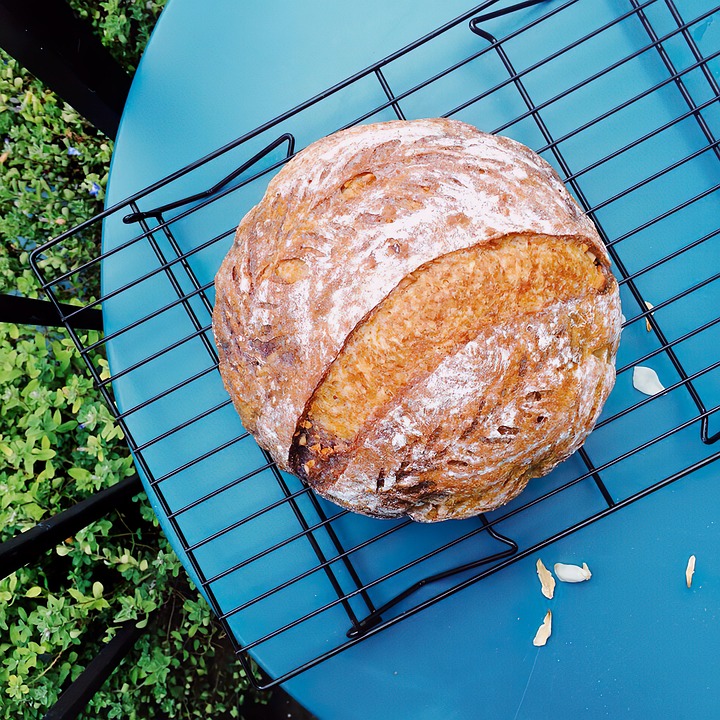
[{"left": 32, "top": 0, "right": 720, "bottom": 689}]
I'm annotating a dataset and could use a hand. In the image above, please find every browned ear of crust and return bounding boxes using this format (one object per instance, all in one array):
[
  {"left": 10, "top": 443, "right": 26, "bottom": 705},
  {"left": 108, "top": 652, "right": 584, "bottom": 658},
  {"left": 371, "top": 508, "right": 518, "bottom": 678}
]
[{"left": 287, "top": 232, "right": 619, "bottom": 520}]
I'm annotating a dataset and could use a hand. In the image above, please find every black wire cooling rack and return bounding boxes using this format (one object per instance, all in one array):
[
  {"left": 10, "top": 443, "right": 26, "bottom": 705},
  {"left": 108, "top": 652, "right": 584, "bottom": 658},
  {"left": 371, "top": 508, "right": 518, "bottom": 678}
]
[{"left": 31, "top": 0, "right": 720, "bottom": 689}]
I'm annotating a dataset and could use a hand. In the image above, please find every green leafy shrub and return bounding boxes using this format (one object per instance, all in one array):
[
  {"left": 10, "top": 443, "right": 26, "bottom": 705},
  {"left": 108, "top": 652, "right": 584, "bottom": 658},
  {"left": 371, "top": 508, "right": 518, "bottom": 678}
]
[
  {"left": 0, "top": 52, "right": 109, "bottom": 302},
  {"left": 0, "top": 2, "right": 267, "bottom": 717},
  {"left": 0, "top": 322, "right": 265, "bottom": 718},
  {"left": 68, "top": 0, "right": 168, "bottom": 73}
]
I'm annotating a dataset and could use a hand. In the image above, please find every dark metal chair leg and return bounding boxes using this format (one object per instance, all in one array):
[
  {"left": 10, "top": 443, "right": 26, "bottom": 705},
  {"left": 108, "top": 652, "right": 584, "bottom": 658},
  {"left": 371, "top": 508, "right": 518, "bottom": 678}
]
[
  {"left": 0, "top": 294, "right": 103, "bottom": 331},
  {"left": 0, "top": 0, "right": 132, "bottom": 138},
  {"left": 41, "top": 619, "right": 148, "bottom": 720},
  {"left": 0, "top": 474, "right": 143, "bottom": 579}
]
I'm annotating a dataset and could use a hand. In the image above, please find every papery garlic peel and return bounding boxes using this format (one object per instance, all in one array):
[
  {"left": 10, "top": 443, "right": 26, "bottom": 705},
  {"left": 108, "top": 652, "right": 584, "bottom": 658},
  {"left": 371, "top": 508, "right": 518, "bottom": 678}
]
[
  {"left": 644, "top": 301, "right": 654, "bottom": 332},
  {"left": 533, "top": 610, "right": 552, "bottom": 647},
  {"left": 536, "top": 559, "right": 555, "bottom": 599}
]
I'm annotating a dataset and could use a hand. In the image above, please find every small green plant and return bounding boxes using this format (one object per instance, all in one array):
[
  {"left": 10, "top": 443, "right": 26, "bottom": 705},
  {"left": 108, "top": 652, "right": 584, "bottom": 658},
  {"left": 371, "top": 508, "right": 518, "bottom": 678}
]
[{"left": 0, "top": 2, "right": 266, "bottom": 717}]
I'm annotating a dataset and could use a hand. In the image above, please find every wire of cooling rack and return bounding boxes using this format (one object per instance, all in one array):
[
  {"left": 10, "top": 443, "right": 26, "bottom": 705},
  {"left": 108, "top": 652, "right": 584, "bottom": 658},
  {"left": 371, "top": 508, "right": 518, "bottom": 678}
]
[{"left": 31, "top": 0, "right": 720, "bottom": 689}]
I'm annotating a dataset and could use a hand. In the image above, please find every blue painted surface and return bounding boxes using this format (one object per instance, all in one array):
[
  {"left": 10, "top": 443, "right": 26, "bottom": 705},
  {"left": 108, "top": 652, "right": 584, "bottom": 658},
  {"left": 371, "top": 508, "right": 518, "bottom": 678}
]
[{"left": 103, "top": 0, "right": 720, "bottom": 716}]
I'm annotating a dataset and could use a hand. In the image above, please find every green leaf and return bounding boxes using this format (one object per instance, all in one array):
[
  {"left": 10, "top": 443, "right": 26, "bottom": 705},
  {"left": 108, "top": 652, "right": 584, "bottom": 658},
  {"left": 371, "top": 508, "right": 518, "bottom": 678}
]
[
  {"left": 92, "top": 581, "right": 103, "bottom": 599},
  {"left": 67, "top": 588, "right": 86, "bottom": 603},
  {"left": 57, "top": 661, "right": 72, "bottom": 685},
  {"left": 23, "top": 503, "right": 46, "bottom": 522},
  {"left": 25, "top": 587, "right": 42, "bottom": 598},
  {"left": 68, "top": 467, "right": 92, "bottom": 482},
  {"left": 32, "top": 448, "right": 56, "bottom": 461}
]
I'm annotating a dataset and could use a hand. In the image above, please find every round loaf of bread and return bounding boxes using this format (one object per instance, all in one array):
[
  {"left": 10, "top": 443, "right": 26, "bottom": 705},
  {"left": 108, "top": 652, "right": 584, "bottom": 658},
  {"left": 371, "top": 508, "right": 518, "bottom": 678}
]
[{"left": 212, "top": 118, "right": 621, "bottom": 522}]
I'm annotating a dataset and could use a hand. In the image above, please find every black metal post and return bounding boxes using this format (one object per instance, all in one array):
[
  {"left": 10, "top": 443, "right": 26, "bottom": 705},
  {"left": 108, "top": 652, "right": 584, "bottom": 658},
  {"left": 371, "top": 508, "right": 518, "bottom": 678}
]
[
  {"left": 0, "top": 474, "right": 142, "bottom": 579},
  {"left": 42, "top": 619, "right": 147, "bottom": 720},
  {"left": 0, "top": 294, "right": 103, "bottom": 330},
  {"left": 0, "top": 0, "right": 132, "bottom": 138}
]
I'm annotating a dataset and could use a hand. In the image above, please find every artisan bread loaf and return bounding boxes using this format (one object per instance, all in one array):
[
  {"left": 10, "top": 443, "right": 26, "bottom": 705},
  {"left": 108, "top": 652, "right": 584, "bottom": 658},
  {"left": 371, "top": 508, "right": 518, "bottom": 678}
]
[{"left": 212, "top": 118, "right": 621, "bottom": 522}]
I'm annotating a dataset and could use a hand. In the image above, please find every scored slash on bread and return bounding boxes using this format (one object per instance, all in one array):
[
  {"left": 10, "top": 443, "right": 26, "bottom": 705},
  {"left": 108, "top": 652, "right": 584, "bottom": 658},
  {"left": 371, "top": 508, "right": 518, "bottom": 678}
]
[{"left": 212, "top": 118, "right": 622, "bottom": 522}]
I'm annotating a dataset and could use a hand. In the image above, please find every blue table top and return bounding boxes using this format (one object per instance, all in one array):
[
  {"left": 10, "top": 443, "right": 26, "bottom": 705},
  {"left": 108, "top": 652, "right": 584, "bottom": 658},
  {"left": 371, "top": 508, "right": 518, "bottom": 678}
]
[{"left": 103, "top": 0, "right": 720, "bottom": 717}]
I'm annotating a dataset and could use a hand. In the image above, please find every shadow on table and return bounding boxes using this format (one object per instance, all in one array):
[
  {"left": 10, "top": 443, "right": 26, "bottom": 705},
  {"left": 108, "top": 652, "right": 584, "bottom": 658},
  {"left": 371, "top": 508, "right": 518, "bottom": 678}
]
[{"left": 243, "top": 683, "right": 317, "bottom": 720}]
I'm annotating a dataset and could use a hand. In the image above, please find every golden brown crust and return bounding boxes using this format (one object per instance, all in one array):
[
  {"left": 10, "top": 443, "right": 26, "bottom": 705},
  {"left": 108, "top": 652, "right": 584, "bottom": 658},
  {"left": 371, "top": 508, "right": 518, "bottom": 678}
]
[
  {"left": 212, "top": 118, "right": 621, "bottom": 521},
  {"left": 293, "top": 290, "right": 619, "bottom": 521}
]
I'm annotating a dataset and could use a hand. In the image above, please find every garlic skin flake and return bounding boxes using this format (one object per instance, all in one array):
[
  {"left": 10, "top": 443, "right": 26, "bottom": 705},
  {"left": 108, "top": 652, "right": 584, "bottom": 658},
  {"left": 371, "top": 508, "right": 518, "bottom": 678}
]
[
  {"left": 686, "top": 555, "right": 696, "bottom": 588},
  {"left": 644, "top": 301, "right": 654, "bottom": 332},
  {"left": 533, "top": 610, "right": 552, "bottom": 647},
  {"left": 554, "top": 562, "right": 592, "bottom": 583},
  {"left": 633, "top": 365, "right": 665, "bottom": 396},
  {"left": 536, "top": 558, "right": 555, "bottom": 599}
]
